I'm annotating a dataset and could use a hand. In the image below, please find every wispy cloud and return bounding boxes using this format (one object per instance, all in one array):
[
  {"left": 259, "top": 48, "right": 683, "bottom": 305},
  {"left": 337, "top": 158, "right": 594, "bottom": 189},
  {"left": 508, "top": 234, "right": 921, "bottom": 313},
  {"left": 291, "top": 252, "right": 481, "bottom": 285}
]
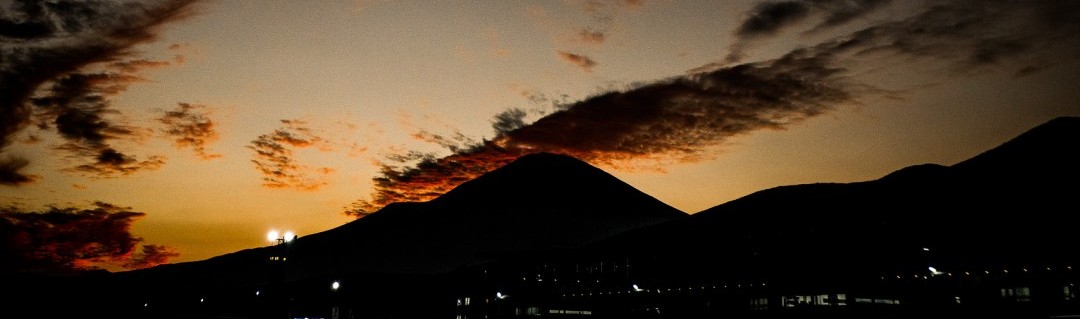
[
  {"left": 725, "top": 0, "right": 892, "bottom": 63},
  {"left": 65, "top": 146, "right": 166, "bottom": 178},
  {"left": 0, "top": 156, "right": 38, "bottom": 186},
  {"left": 0, "top": 0, "right": 201, "bottom": 183},
  {"left": 248, "top": 120, "right": 333, "bottom": 191},
  {"left": 158, "top": 103, "right": 221, "bottom": 160},
  {"left": 557, "top": 50, "right": 598, "bottom": 72}
]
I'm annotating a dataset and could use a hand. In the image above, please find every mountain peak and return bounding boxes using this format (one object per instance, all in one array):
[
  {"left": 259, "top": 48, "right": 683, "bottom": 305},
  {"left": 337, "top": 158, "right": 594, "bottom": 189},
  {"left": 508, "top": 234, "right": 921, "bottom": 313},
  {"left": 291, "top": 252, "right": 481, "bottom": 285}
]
[
  {"left": 291, "top": 151, "right": 685, "bottom": 274},
  {"left": 431, "top": 152, "right": 635, "bottom": 206}
]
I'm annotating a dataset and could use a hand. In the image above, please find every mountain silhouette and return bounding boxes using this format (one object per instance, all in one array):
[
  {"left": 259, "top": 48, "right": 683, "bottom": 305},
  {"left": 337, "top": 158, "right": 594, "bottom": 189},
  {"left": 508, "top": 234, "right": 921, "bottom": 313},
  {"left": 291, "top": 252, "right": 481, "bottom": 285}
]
[
  {"left": 125, "top": 152, "right": 685, "bottom": 285},
  {"left": 288, "top": 152, "right": 685, "bottom": 276},
  {"left": 597, "top": 116, "right": 1080, "bottom": 285}
]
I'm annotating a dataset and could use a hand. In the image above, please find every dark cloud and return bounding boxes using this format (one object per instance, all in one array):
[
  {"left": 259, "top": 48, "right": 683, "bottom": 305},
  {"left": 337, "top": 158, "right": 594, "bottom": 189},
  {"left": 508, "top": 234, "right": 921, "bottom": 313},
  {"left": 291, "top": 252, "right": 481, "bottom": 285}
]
[
  {"left": 68, "top": 147, "right": 166, "bottom": 177},
  {"left": 725, "top": 0, "right": 892, "bottom": 63},
  {"left": 491, "top": 108, "right": 529, "bottom": 136},
  {"left": 346, "top": 0, "right": 1080, "bottom": 218},
  {"left": 158, "top": 103, "right": 221, "bottom": 160},
  {"left": 412, "top": 130, "right": 479, "bottom": 154},
  {"left": 557, "top": 50, "right": 598, "bottom": 72},
  {"left": 811, "top": 0, "right": 892, "bottom": 30},
  {"left": 735, "top": 1, "right": 812, "bottom": 38},
  {"left": 248, "top": 120, "right": 332, "bottom": 191},
  {"left": 0, "top": 0, "right": 199, "bottom": 183},
  {"left": 0, "top": 202, "right": 177, "bottom": 274},
  {"left": 577, "top": 28, "right": 606, "bottom": 44},
  {"left": 0, "top": 156, "right": 38, "bottom": 186}
]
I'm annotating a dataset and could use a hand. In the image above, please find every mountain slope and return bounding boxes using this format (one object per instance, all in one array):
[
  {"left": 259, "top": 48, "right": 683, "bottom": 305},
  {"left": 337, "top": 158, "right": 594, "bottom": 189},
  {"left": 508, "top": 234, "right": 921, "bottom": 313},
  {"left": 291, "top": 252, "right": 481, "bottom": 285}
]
[
  {"left": 595, "top": 116, "right": 1080, "bottom": 283},
  {"left": 287, "top": 152, "right": 686, "bottom": 276}
]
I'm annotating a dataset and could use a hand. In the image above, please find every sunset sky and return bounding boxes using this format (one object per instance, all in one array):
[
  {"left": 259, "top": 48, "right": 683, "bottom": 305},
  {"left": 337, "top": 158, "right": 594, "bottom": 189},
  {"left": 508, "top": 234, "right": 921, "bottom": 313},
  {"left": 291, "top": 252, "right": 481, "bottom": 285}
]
[{"left": 3, "top": 0, "right": 1079, "bottom": 265}]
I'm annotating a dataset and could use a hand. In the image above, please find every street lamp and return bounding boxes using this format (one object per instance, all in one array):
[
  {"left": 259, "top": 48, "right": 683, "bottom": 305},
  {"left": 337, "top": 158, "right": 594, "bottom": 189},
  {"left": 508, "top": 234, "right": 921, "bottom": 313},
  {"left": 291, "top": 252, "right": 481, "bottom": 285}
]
[{"left": 267, "top": 229, "right": 298, "bottom": 245}]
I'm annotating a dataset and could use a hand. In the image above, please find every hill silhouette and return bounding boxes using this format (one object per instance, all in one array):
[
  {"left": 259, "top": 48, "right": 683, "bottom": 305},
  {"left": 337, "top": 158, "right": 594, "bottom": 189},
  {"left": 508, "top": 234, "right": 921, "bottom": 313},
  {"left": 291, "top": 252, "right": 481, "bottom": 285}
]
[{"left": 596, "top": 116, "right": 1080, "bottom": 286}]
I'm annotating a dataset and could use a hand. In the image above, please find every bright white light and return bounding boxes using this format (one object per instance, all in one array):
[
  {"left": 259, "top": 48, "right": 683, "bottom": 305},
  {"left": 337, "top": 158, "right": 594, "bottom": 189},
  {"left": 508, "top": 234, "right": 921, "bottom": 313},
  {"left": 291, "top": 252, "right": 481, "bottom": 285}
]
[
  {"left": 496, "top": 292, "right": 507, "bottom": 299},
  {"left": 922, "top": 247, "right": 930, "bottom": 252},
  {"left": 283, "top": 231, "right": 296, "bottom": 242},
  {"left": 267, "top": 230, "right": 279, "bottom": 242},
  {"left": 632, "top": 284, "right": 643, "bottom": 292},
  {"left": 929, "top": 266, "right": 943, "bottom": 275},
  {"left": 255, "top": 290, "right": 260, "bottom": 296},
  {"left": 331, "top": 281, "right": 340, "bottom": 291}
]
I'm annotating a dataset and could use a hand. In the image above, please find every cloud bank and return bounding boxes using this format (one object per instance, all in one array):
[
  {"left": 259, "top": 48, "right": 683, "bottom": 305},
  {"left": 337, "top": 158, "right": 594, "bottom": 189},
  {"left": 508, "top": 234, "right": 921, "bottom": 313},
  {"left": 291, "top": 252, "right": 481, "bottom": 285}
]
[{"left": 345, "top": 0, "right": 1080, "bottom": 217}]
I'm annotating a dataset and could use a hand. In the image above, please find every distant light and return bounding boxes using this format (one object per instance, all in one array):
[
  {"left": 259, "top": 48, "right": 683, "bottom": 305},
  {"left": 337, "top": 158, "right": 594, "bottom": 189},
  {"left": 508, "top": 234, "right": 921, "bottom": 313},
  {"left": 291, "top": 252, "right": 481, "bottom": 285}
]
[
  {"left": 929, "top": 266, "right": 943, "bottom": 275},
  {"left": 496, "top": 292, "right": 507, "bottom": 299},
  {"left": 267, "top": 230, "right": 280, "bottom": 242},
  {"left": 632, "top": 284, "right": 643, "bottom": 292},
  {"left": 200, "top": 298, "right": 205, "bottom": 303},
  {"left": 284, "top": 231, "right": 296, "bottom": 242},
  {"left": 144, "top": 303, "right": 148, "bottom": 307},
  {"left": 256, "top": 290, "right": 260, "bottom": 296},
  {"left": 331, "top": 281, "right": 340, "bottom": 291},
  {"left": 922, "top": 247, "right": 930, "bottom": 252}
]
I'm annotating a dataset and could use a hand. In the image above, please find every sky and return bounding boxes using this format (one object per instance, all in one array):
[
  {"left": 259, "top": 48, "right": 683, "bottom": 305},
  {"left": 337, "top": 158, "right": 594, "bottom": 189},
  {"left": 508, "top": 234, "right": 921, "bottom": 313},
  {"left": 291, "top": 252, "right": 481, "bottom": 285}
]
[{"left": 2, "top": 0, "right": 1079, "bottom": 267}]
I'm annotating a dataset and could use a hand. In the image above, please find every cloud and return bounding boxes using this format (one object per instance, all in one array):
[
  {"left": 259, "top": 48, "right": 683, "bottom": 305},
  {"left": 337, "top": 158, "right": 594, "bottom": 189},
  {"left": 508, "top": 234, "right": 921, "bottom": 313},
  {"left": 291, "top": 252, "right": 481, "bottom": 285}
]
[
  {"left": 121, "top": 244, "right": 180, "bottom": 270},
  {"left": 158, "top": 103, "right": 221, "bottom": 160},
  {"left": 725, "top": 0, "right": 892, "bottom": 63},
  {"left": 345, "top": 0, "right": 1080, "bottom": 218},
  {"left": 346, "top": 51, "right": 853, "bottom": 217},
  {"left": 0, "top": 0, "right": 200, "bottom": 183},
  {"left": 0, "top": 156, "right": 38, "bottom": 186},
  {"left": 248, "top": 120, "right": 333, "bottom": 191},
  {"left": 557, "top": 51, "right": 598, "bottom": 72},
  {"left": 577, "top": 28, "right": 606, "bottom": 44},
  {"left": 552, "top": 0, "right": 647, "bottom": 46},
  {"left": 0, "top": 202, "right": 178, "bottom": 274},
  {"left": 67, "top": 147, "right": 166, "bottom": 178}
]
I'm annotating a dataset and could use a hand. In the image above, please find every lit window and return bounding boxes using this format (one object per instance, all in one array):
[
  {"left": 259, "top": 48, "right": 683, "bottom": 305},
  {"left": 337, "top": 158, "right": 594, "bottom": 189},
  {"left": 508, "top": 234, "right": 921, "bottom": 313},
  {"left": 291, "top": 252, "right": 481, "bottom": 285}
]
[
  {"left": 750, "top": 297, "right": 768, "bottom": 310},
  {"left": 1000, "top": 287, "right": 1031, "bottom": 302}
]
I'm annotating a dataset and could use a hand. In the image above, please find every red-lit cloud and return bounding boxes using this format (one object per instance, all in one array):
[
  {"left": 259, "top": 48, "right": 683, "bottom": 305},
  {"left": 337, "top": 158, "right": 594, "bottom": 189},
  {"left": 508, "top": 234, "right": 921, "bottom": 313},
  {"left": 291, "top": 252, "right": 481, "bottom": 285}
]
[
  {"left": 557, "top": 51, "right": 598, "bottom": 72},
  {"left": 158, "top": 103, "right": 221, "bottom": 160},
  {"left": 0, "top": 202, "right": 178, "bottom": 274},
  {"left": 248, "top": 120, "right": 334, "bottom": 191}
]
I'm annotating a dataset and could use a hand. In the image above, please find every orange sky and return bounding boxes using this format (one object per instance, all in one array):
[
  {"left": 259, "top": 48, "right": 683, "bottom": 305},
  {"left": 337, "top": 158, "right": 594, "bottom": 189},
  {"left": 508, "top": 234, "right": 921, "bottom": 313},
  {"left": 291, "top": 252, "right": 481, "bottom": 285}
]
[{"left": 2, "top": 0, "right": 1079, "bottom": 265}]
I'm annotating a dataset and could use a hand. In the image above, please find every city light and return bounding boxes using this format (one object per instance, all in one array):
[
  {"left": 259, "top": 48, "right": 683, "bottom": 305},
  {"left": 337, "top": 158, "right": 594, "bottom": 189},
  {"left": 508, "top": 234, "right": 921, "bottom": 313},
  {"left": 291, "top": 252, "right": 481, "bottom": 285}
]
[{"left": 928, "top": 266, "right": 943, "bottom": 275}]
